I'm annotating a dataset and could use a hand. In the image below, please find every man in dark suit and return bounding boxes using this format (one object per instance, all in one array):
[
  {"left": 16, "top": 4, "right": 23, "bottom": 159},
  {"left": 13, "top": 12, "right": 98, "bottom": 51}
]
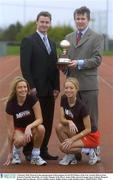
[
  {"left": 62, "top": 6, "right": 104, "bottom": 163},
  {"left": 20, "top": 11, "right": 60, "bottom": 160}
]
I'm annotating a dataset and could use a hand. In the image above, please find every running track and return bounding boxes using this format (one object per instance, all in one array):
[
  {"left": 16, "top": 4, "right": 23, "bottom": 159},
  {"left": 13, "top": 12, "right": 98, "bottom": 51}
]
[{"left": 0, "top": 56, "right": 113, "bottom": 173}]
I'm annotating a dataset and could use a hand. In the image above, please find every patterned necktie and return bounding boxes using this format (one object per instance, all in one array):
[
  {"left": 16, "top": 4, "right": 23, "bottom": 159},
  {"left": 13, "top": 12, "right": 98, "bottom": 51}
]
[
  {"left": 76, "top": 31, "right": 82, "bottom": 44},
  {"left": 43, "top": 35, "right": 51, "bottom": 54}
]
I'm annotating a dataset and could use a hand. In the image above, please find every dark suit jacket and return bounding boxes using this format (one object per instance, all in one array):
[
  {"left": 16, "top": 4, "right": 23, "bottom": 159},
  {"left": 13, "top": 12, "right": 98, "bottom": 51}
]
[{"left": 20, "top": 32, "right": 60, "bottom": 96}]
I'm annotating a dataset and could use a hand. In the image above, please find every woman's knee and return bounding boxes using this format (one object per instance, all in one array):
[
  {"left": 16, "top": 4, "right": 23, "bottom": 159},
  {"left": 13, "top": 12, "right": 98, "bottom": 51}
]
[
  {"left": 32, "top": 124, "right": 45, "bottom": 136},
  {"left": 14, "top": 136, "right": 25, "bottom": 147},
  {"left": 56, "top": 123, "right": 63, "bottom": 134},
  {"left": 37, "top": 124, "right": 45, "bottom": 134},
  {"left": 13, "top": 130, "right": 25, "bottom": 147}
]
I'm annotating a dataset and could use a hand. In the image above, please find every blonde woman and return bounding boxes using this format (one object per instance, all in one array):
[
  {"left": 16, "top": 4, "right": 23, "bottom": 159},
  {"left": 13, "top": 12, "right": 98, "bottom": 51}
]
[
  {"left": 4, "top": 76, "right": 47, "bottom": 166},
  {"left": 56, "top": 77, "right": 100, "bottom": 165}
]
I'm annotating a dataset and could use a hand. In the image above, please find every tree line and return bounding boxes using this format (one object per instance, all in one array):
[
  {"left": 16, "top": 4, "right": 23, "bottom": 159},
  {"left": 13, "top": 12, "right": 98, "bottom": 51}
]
[
  {"left": 0, "top": 21, "right": 112, "bottom": 51},
  {"left": 0, "top": 21, "right": 73, "bottom": 47}
]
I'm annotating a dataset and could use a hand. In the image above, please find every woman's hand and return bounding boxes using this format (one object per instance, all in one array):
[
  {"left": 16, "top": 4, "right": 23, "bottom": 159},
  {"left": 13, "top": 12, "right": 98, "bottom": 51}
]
[
  {"left": 24, "top": 125, "right": 32, "bottom": 143},
  {"left": 4, "top": 153, "right": 12, "bottom": 166},
  {"left": 68, "top": 120, "right": 78, "bottom": 134},
  {"left": 61, "top": 138, "right": 73, "bottom": 153}
]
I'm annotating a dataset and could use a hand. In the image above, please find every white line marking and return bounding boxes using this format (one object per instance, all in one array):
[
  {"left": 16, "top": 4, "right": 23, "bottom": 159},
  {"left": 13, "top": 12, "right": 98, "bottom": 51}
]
[
  {"left": 0, "top": 139, "right": 8, "bottom": 159},
  {"left": 0, "top": 66, "right": 19, "bottom": 83},
  {"left": 102, "top": 62, "right": 113, "bottom": 70},
  {"left": 99, "top": 76, "right": 113, "bottom": 90}
]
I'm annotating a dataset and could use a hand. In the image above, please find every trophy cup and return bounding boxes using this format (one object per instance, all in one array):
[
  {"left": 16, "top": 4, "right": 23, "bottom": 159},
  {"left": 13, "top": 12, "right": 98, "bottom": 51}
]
[{"left": 57, "top": 40, "right": 71, "bottom": 65}]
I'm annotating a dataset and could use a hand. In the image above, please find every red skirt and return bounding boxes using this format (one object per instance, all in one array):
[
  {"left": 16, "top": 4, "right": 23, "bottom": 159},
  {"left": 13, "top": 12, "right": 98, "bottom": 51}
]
[
  {"left": 81, "top": 131, "right": 100, "bottom": 148},
  {"left": 15, "top": 127, "right": 25, "bottom": 133}
]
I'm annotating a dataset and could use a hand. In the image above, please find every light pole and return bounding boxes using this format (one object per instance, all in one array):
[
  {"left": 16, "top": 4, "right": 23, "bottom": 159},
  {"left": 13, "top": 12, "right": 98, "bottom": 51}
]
[
  {"left": 105, "top": 0, "right": 109, "bottom": 51},
  {"left": 23, "top": 0, "right": 26, "bottom": 25}
]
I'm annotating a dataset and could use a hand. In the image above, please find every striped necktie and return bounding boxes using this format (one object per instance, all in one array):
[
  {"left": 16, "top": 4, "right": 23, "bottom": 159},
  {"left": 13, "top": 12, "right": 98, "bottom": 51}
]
[
  {"left": 76, "top": 31, "right": 82, "bottom": 44},
  {"left": 43, "top": 35, "right": 51, "bottom": 54}
]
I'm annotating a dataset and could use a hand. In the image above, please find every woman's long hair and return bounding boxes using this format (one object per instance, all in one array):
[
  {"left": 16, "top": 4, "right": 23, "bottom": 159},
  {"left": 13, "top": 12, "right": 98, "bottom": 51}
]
[
  {"left": 65, "top": 77, "right": 79, "bottom": 91},
  {"left": 7, "top": 76, "right": 30, "bottom": 102}
]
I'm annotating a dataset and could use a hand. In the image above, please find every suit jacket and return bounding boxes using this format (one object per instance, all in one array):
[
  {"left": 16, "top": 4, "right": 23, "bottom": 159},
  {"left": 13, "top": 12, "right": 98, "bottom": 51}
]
[
  {"left": 20, "top": 32, "right": 60, "bottom": 96},
  {"left": 66, "top": 28, "right": 104, "bottom": 91}
]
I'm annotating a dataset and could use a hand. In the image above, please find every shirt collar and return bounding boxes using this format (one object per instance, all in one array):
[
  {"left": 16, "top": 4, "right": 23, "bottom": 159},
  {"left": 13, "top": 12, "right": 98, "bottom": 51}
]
[
  {"left": 36, "top": 31, "right": 47, "bottom": 40},
  {"left": 77, "top": 26, "right": 89, "bottom": 36}
]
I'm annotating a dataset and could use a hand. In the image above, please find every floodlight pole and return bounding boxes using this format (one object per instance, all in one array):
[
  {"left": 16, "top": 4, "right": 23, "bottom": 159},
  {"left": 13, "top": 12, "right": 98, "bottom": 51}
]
[
  {"left": 23, "top": 0, "right": 26, "bottom": 25},
  {"left": 105, "top": 0, "right": 109, "bottom": 50}
]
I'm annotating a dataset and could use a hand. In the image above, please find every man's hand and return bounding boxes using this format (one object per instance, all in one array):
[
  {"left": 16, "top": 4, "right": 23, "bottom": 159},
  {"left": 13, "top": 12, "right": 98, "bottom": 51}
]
[
  {"left": 68, "top": 60, "right": 78, "bottom": 68},
  {"left": 53, "top": 90, "right": 59, "bottom": 99},
  {"left": 57, "top": 64, "right": 68, "bottom": 71},
  {"left": 30, "top": 88, "right": 37, "bottom": 96}
]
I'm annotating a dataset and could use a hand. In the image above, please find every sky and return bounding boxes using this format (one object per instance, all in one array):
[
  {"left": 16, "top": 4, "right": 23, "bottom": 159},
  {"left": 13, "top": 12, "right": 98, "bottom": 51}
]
[{"left": 0, "top": 0, "right": 113, "bottom": 38}]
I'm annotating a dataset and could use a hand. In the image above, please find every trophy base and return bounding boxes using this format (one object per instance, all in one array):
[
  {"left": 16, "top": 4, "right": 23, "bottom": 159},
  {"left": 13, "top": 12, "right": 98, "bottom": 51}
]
[
  {"left": 57, "top": 62, "right": 70, "bottom": 65},
  {"left": 57, "top": 58, "right": 71, "bottom": 65}
]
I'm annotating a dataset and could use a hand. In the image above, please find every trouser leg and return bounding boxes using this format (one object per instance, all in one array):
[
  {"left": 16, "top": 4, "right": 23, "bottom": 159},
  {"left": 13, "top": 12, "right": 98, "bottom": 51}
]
[
  {"left": 79, "top": 90, "right": 98, "bottom": 131},
  {"left": 23, "top": 141, "right": 33, "bottom": 161},
  {"left": 39, "top": 96, "right": 55, "bottom": 153}
]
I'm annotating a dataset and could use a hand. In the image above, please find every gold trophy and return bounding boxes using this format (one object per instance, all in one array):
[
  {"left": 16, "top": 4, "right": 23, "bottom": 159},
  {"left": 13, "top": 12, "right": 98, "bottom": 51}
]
[{"left": 57, "top": 40, "right": 71, "bottom": 65}]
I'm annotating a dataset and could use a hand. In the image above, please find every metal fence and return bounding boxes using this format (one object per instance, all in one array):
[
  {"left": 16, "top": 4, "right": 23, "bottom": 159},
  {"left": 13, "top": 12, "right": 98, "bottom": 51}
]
[{"left": 0, "top": 41, "right": 7, "bottom": 56}]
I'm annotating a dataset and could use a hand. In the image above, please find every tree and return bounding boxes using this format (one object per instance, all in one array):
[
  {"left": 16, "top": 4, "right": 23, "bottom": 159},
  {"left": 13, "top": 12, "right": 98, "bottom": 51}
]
[
  {"left": 0, "top": 22, "right": 23, "bottom": 41},
  {"left": 48, "top": 25, "right": 73, "bottom": 47},
  {"left": 16, "top": 21, "right": 35, "bottom": 41}
]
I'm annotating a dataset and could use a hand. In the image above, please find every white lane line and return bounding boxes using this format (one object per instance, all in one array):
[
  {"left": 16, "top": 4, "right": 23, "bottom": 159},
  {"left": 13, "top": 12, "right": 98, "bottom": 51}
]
[
  {"left": 0, "top": 66, "right": 19, "bottom": 83},
  {"left": 99, "top": 76, "right": 113, "bottom": 90},
  {"left": 0, "top": 138, "right": 8, "bottom": 159},
  {"left": 102, "top": 62, "right": 113, "bottom": 70}
]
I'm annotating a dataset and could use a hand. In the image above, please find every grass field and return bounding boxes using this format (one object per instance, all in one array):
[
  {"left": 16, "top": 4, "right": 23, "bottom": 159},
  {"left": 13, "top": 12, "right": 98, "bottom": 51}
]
[
  {"left": 6, "top": 45, "right": 20, "bottom": 55},
  {"left": 103, "top": 51, "right": 113, "bottom": 56},
  {"left": 6, "top": 45, "right": 113, "bottom": 56}
]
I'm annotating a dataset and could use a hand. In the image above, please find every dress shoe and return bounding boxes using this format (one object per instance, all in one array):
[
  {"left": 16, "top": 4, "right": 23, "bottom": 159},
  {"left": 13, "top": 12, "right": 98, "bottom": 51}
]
[
  {"left": 25, "top": 154, "right": 31, "bottom": 161},
  {"left": 75, "top": 152, "right": 82, "bottom": 161},
  {"left": 41, "top": 152, "right": 58, "bottom": 160}
]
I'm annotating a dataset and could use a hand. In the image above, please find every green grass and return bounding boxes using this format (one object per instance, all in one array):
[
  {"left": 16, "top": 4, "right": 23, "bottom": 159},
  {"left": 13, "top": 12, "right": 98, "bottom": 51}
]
[
  {"left": 103, "top": 51, "right": 113, "bottom": 56},
  {"left": 7, "top": 45, "right": 20, "bottom": 55},
  {"left": 6, "top": 45, "right": 113, "bottom": 56}
]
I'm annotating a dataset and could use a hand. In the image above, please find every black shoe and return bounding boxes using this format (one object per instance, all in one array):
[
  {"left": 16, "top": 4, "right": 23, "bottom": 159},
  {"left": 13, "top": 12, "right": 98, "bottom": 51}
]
[
  {"left": 23, "top": 142, "right": 33, "bottom": 161},
  {"left": 41, "top": 152, "right": 58, "bottom": 160},
  {"left": 25, "top": 154, "right": 31, "bottom": 161},
  {"left": 75, "top": 152, "right": 82, "bottom": 161}
]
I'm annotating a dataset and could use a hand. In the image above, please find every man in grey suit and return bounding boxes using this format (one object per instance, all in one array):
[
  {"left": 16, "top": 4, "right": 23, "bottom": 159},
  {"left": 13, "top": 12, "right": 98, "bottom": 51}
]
[{"left": 64, "top": 6, "right": 104, "bottom": 164}]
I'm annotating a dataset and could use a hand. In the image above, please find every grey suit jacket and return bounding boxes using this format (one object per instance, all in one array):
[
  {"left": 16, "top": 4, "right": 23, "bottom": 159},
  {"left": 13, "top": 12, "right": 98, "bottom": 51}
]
[{"left": 66, "top": 28, "right": 104, "bottom": 91}]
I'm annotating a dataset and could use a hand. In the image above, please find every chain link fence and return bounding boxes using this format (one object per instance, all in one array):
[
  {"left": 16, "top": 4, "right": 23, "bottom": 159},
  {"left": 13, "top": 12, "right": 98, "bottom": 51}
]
[{"left": 0, "top": 41, "right": 7, "bottom": 56}]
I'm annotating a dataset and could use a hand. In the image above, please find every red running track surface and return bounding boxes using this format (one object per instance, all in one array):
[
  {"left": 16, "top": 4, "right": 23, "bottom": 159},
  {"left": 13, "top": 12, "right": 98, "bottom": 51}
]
[{"left": 0, "top": 56, "right": 113, "bottom": 173}]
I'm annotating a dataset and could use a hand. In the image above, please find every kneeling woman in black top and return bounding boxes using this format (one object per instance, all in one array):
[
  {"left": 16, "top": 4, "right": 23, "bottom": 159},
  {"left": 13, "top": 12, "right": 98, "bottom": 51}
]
[
  {"left": 56, "top": 77, "right": 100, "bottom": 165},
  {"left": 4, "top": 76, "right": 47, "bottom": 166}
]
